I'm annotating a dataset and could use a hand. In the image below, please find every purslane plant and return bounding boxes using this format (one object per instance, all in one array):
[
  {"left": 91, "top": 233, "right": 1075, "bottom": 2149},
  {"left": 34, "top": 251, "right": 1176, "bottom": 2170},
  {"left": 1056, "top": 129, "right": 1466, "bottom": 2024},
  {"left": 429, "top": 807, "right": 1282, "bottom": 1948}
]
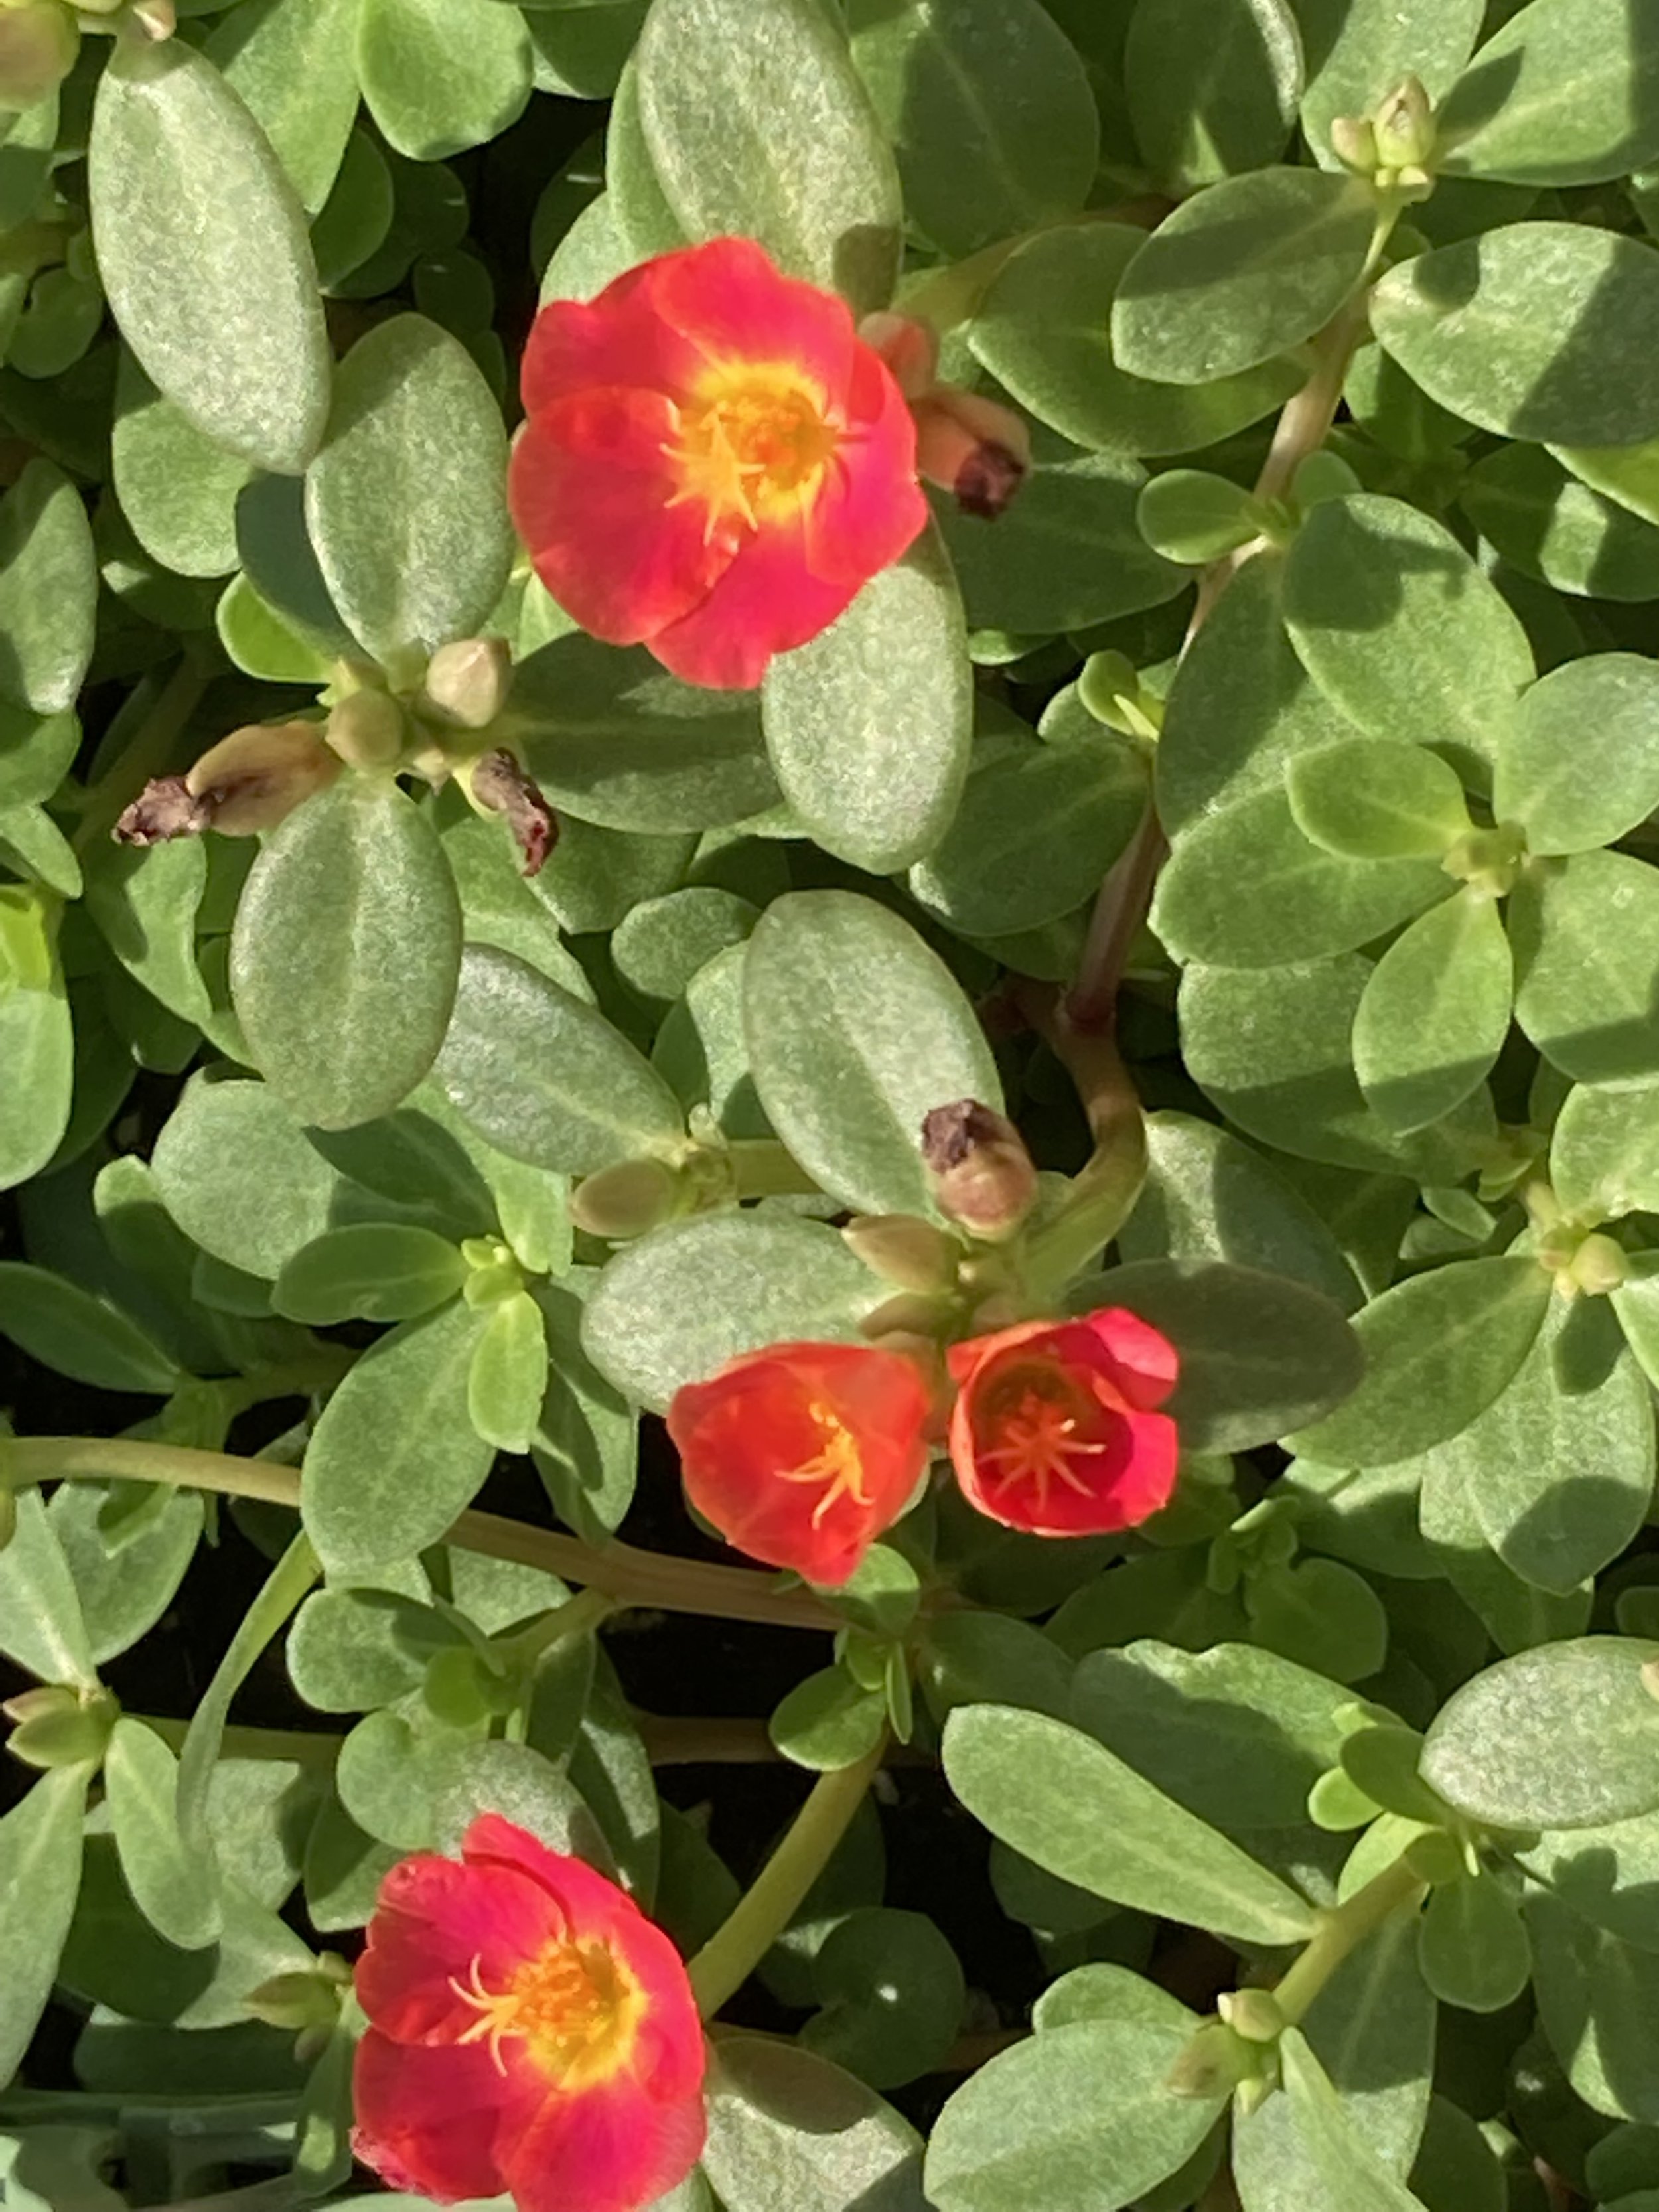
[{"left": 7, "top": 1, "right": 1659, "bottom": 2211}]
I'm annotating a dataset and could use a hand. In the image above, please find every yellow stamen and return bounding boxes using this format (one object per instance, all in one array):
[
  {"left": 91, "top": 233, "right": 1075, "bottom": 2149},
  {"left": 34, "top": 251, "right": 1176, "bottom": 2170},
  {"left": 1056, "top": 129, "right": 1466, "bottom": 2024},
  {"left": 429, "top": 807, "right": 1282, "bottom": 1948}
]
[
  {"left": 776, "top": 1400, "right": 871, "bottom": 1528},
  {"left": 663, "top": 362, "right": 839, "bottom": 539},
  {"left": 980, "top": 1388, "right": 1109, "bottom": 1512},
  {"left": 447, "top": 1935, "right": 646, "bottom": 2088}
]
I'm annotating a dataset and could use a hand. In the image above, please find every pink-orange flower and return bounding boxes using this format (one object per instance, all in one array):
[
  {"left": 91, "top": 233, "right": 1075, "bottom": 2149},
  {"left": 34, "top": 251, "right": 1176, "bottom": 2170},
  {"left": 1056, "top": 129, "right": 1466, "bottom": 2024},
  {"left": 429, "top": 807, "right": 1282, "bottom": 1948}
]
[
  {"left": 666, "top": 1341, "right": 932, "bottom": 1585},
  {"left": 508, "top": 238, "right": 928, "bottom": 690},
  {"left": 946, "top": 1307, "right": 1179, "bottom": 1538},
  {"left": 352, "top": 1814, "right": 705, "bottom": 2212}
]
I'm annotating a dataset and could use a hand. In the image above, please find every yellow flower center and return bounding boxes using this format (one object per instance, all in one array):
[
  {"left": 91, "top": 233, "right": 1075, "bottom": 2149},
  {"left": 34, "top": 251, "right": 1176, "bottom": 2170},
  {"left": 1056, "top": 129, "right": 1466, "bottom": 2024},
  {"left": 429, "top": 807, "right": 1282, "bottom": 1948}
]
[
  {"left": 450, "top": 1935, "right": 645, "bottom": 2087},
  {"left": 776, "top": 1400, "right": 871, "bottom": 1528},
  {"left": 664, "top": 364, "right": 839, "bottom": 538}
]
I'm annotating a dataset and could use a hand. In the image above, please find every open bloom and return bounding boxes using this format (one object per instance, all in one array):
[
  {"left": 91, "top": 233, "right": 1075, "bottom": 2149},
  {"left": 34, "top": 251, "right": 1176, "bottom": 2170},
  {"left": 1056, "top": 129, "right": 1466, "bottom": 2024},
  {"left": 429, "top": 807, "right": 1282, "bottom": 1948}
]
[
  {"left": 352, "top": 1814, "right": 705, "bottom": 2212},
  {"left": 947, "top": 1307, "right": 1179, "bottom": 1538},
  {"left": 666, "top": 1341, "right": 931, "bottom": 1584},
  {"left": 508, "top": 238, "right": 928, "bottom": 690}
]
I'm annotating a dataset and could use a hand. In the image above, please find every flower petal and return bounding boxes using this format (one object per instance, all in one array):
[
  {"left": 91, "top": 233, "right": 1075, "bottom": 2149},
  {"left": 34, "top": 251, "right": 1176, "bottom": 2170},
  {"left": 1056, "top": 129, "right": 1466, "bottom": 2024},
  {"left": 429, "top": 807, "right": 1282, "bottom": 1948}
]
[
  {"left": 351, "top": 2029, "right": 514, "bottom": 2203},
  {"left": 356, "top": 1854, "right": 565, "bottom": 2044},
  {"left": 1082, "top": 1305, "right": 1181, "bottom": 1410},
  {"left": 650, "top": 236, "right": 857, "bottom": 403},
  {"left": 508, "top": 390, "right": 737, "bottom": 649},
  {"left": 520, "top": 261, "right": 707, "bottom": 416},
  {"left": 647, "top": 511, "right": 859, "bottom": 688},
  {"left": 805, "top": 344, "right": 928, "bottom": 588},
  {"left": 499, "top": 2058, "right": 707, "bottom": 2212}
]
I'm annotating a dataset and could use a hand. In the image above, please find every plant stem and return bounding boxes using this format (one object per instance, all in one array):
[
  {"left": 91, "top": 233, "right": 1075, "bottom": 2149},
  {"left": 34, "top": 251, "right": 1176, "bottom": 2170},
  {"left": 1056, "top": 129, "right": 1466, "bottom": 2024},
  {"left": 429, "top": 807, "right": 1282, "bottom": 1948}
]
[
  {"left": 687, "top": 1738, "right": 887, "bottom": 2018},
  {"left": 5, "top": 1436, "right": 841, "bottom": 1632},
  {"left": 1271, "top": 1856, "right": 1426, "bottom": 2026},
  {"left": 1064, "top": 277, "right": 1378, "bottom": 1036},
  {"left": 141, "top": 1715, "right": 342, "bottom": 1767},
  {"left": 71, "top": 656, "right": 209, "bottom": 854},
  {"left": 494, "top": 1585, "right": 614, "bottom": 1672}
]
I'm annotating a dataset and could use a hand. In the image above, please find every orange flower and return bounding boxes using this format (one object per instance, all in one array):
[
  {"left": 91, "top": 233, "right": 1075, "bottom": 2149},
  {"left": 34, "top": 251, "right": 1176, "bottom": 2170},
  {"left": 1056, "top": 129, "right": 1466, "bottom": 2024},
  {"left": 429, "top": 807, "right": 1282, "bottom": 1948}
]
[
  {"left": 946, "top": 1307, "right": 1179, "bottom": 1538},
  {"left": 666, "top": 1341, "right": 932, "bottom": 1585},
  {"left": 508, "top": 238, "right": 929, "bottom": 690},
  {"left": 352, "top": 1814, "right": 705, "bottom": 2212}
]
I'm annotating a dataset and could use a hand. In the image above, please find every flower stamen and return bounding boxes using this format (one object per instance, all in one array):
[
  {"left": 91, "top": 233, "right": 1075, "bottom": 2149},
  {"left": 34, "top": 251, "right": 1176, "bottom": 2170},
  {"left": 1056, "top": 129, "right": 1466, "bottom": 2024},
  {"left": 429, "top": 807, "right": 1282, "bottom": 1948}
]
[{"left": 777, "top": 1400, "right": 873, "bottom": 1528}]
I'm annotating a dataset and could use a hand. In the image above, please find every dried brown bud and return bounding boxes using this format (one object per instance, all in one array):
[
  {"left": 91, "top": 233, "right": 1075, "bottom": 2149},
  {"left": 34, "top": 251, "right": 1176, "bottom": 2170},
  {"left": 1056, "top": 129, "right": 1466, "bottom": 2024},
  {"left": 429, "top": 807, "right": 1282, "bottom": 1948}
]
[
  {"left": 184, "top": 721, "right": 340, "bottom": 835},
  {"left": 419, "top": 636, "right": 512, "bottom": 730},
  {"left": 113, "top": 774, "right": 210, "bottom": 846},
  {"left": 913, "top": 388, "right": 1031, "bottom": 520},
  {"left": 921, "top": 1099, "right": 1039, "bottom": 1242},
  {"left": 466, "top": 748, "right": 559, "bottom": 877}
]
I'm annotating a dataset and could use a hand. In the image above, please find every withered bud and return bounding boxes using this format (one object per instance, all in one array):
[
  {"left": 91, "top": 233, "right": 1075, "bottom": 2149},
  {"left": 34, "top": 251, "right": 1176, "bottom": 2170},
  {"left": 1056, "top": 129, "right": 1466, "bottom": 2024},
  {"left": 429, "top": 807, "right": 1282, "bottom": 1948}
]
[
  {"left": 325, "top": 686, "right": 406, "bottom": 769},
  {"left": 419, "top": 636, "right": 512, "bottom": 730},
  {"left": 0, "top": 3, "right": 76, "bottom": 114},
  {"left": 857, "top": 309, "right": 940, "bottom": 400},
  {"left": 913, "top": 389, "right": 1031, "bottom": 520},
  {"left": 113, "top": 774, "right": 210, "bottom": 847},
  {"left": 921, "top": 1099, "right": 1039, "bottom": 1242},
  {"left": 841, "top": 1213, "right": 959, "bottom": 1293},
  {"left": 569, "top": 1157, "right": 681, "bottom": 1240},
  {"left": 184, "top": 721, "right": 341, "bottom": 836},
  {"left": 466, "top": 748, "right": 559, "bottom": 877}
]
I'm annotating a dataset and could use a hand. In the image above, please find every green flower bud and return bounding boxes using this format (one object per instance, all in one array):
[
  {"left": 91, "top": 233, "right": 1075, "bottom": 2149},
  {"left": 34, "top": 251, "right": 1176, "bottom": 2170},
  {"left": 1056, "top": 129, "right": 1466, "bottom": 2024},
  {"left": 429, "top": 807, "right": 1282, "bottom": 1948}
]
[
  {"left": 419, "top": 636, "right": 512, "bottom": 730},
  {"left": 246, "top": 1956, "right": 350, "bottom": 2035},
  {"left": 1372, "top": 74, "right": 1435, "bottom": 171},
  {"left": 570, "top": 1157, "right": 682, "bottom": 1240},
  {"left": 5, "top": 1682, "right": 118, "bottom": 1770},
  {"left": 325, "top": 686, "right": 407, "bottom": 769},
  {"left": 841, "top": 1213, "right": 959, "bottom": 1292},
  {"left": 1218, "top": 1988, "right": 1285, "bottom": 2045},
  {"left": 0, "top": 3, "right": 77, "bottom": 114},
  {"left": 1328, "top": 114, "right": 1378, "bottom": 173}
]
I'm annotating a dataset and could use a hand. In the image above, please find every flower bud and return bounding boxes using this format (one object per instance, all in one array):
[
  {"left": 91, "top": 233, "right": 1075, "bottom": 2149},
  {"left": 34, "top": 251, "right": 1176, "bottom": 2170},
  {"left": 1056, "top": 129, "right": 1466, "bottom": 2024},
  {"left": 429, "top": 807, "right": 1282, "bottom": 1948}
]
[
  {"left": 913, "top": 388, "right": 1031, "bottom": 520},
  {"left": 1373, "top": 74, "right": 1435, "bottom": 170},
  {"left": 1566, "top": 1231, "right": 1628, "bottom": 1298},
  {"left": 179, "top": 722, "right": 340, "bottom": 835},
  {"left": 462, "top": 747, "right": 558, "bottom": 877},
  {"left": 325, "top": 686, "right": 406, "bottom": 769},
  {"left": 418, "top": 636, "right": 512, "bottom": 730},
  {"left": 570, "top": 1157, "right": 681, "bottom": 1240},
  {"left": 842, "top": 1213, "right": 960, "bottom": 1292},
  {"left": 1328, "top": 114, "right": 1378, "bottom": 173},
  {"left": 0, "top": 3, "right": 77, "bottom": 114},
  {"left": 921, "top": 1100, "right": 1039, "bottom": 1242},
  {"left": 857, "top": 309, "right": 940, "bottom": 400},
  {"left": 1218, "top": 1988, "right": 1285, "bottom": 2045},
  {"left": 6, "top": 1682, "right": 118, "bottom": 1769},
  {"left": 1165, "top": 2019, "right": 1257, "bottom": 2100},
  {"left": 246, "top": 1957, "right": 350, "bottom": 2036}
]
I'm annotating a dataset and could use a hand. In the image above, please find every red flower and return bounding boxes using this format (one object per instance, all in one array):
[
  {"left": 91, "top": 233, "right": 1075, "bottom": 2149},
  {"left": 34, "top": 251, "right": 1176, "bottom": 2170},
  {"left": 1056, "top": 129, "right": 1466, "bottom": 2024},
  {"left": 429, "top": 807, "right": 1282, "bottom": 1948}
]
[
  {"left": 946, "top": 1307, "right": 1179, "bottom": 1538},
  {"left": 666, "top": 1341, "right": 931, "bottom": 1585},
  {"left": 352, "top": 1814, "right": 705, "bottom": 2212},
  {"left": 508, "top": 238, "right": 928, "bottom": 690}
]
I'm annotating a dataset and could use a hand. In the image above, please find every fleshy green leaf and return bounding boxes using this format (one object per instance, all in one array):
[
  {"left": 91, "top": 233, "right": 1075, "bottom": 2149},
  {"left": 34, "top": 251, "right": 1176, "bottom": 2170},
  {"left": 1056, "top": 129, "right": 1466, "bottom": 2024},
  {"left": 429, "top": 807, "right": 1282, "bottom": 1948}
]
[
  {"left": 230, "top": 776, "right": 463, "bottom": 1131},
  {"left": 433, "top": 945, "right": 685, "bottom": 1175},
  {"left": 636, "top": 0, "right": 902, "bottom": 315},
  {"left": 104, "top": 1717, "right": 222, "bottom": 1952},
  {"left": 1438, "top": 0, "right": 1659, "bottom": 186},
  {"left": 1510, "top": 849, "right": 1659, "bottom": 1086},
  {"left": 969, "top": 224, "right": 1301, "bottom": 459},
  {"left": 1425, "top": 1637, "right": 1659, "bottom": 1829},
  {"left": 701, "top": 2037, "right": 930, "bottom": 2212},
  {"left": 0, "top": 1487, "right": 98, "bottom": 1691},
  {"left": 305, "top": 313, "right": 512, "bottom": 663},
  {"left": 581, "top": 1211, "right": 886, "bottom": 1410},
  {"left": 0, "top": 461, "right": 96, "bottom": 717},
  {"left": 1288, "top": 739, "right": 1471, "bottom": 861},
  {"left": 0, "top": 1767, "right": 88, "bottom": 2085},
  {"left": 1125, "top": 0, "right": 1302, "bottom": 190},
  {"left": 468, "top": 1288, "right": 549, "bottom": 1455},
  {"left": 1285, "top": 1255, "right": 1552, "bottom": 1467},
  {"left": 1553, "top": 1082, "right": 1659, "bottom": 1220},
  {"left": 1112, "top": 166, "right": 1376, "bottom": 385},
  {"left": 206, "top": 0, "right": 363, "bottom": 216},
  {"left": 1496, "top": 654, "right": 1659, "bottom": 855},
  {"left": 1461, "top": 442, "right": 1659, "bottom": 603},
  {"left": 1351, "top": 892, "right": 1514, "bottom": 1135},
  {"left": 1283, "top": 492, "right": 1533, "bottom": 779},
  {"left": 743, "top": 890, "right": 1003, "bottom": 1218},
  {"left": 1372, "top": 225, "right": 1659, "bottom": 447},
  {"left": 303, "top": 1295, "right": 494, "bottom": 1575},
  {"left": 111, "top": 353, "right": 251, "bottom": 581},
  {"left": 761, "top": 526, "right": 972, "bottom": 874},
  {"left": 89, "top": 39, "right": 331, "bottom": 475},
  {"left": 847, "top": 0, "right": 1098, "bottom": 256},
  {"left": 1417, "top": 1870, "right": 1530, "bottom": 2012},
  {"left": 356, "top": 0, "right": 532, "bottom": 162},
  {"left": 273, "top": 1224, "right": 467, "bottom": 1325},
  {"left": 942, "top": 1704, "right": 1319, "bottom": 1943},
  {"left": 0, "top": 1263, "right": 182, "bottom": 1396}
]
